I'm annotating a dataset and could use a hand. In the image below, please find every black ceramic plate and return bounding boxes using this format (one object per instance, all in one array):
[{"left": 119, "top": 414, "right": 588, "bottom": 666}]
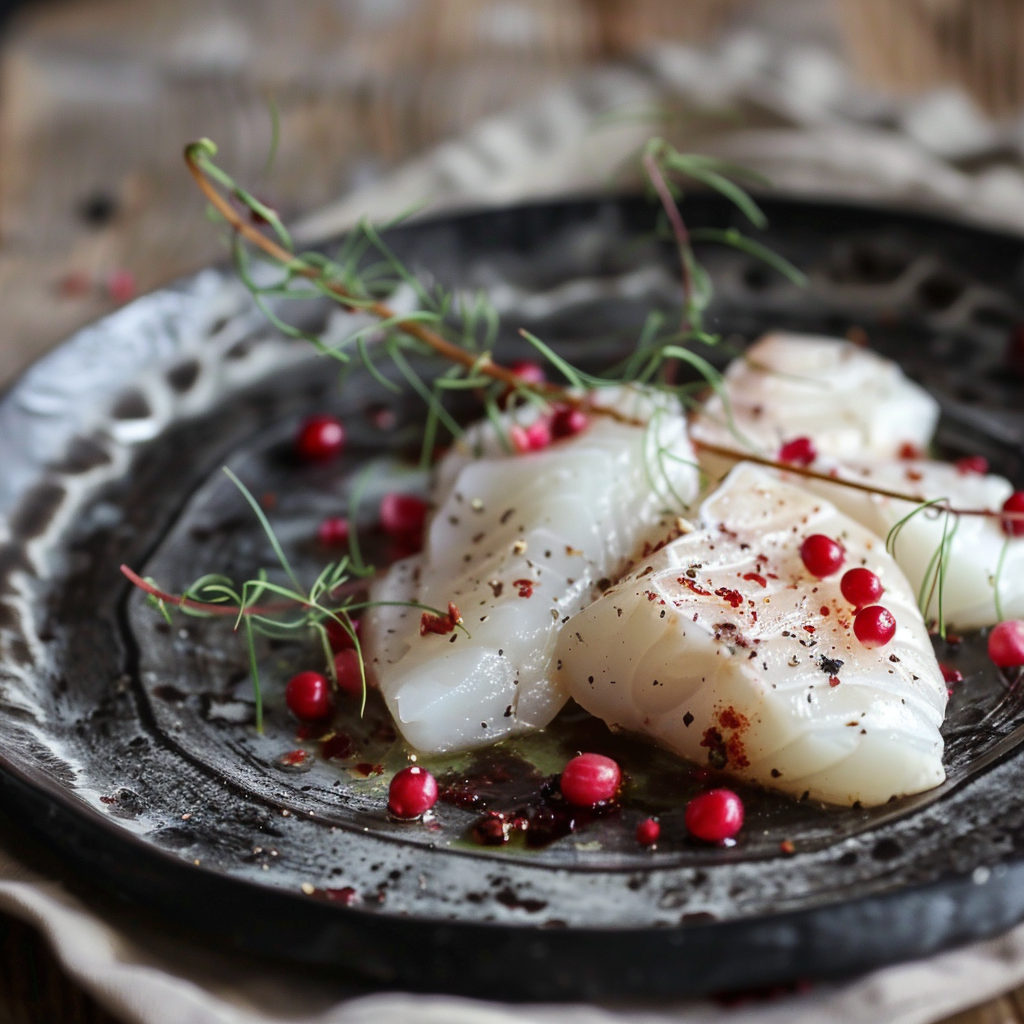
[{"left": 2, "top": 195, "right": 1024, "bottom": 1001}]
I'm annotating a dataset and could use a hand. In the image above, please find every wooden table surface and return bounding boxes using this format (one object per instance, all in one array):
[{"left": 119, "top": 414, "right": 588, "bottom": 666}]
[{"left": 0, "top": 2, "right": 1020, "bottom": 1022}]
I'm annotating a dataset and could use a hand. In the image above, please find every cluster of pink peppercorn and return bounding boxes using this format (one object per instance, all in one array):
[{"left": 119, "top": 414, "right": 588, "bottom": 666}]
[
  {"left": 799, "top": 535, "right": 896, "bottom": 648},
  {"left": 383, "top": 751, "right": 745, "bottom": 847}
]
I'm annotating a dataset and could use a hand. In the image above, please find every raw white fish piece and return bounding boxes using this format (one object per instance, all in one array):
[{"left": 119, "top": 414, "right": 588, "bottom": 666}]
[
  {"left": 692, "top": 332, "right": 940, "bottom": 484},
  {"left": 364, "top": 387, "right": 700, "bottom": 754},
  {"left": 554, "top": 464, "right": 947, "bottom": 807},
  {"left": 801, "top": 457, "right": 1024, "bottom": 630}
]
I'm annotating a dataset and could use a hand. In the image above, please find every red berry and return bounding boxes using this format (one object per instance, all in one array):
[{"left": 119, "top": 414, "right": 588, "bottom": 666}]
[
  {"left": 106, "top": 268, "right": 136, "bottom": 304},
  {"left": 509, "top": 360, "right": 546, "bottom": 386},
  {"left": 853, "top": 605, "right": 897, "bottom": 648},
  {"left": 326, "top": 616, "right": 360, "bottom": 651},
  {"left": 317, "top": 516, "right": 350, "bottom": 546},
  {"left": 559, "top": 753, "right": 621, "bottom": 807},
  {"left": 285, "top": 671, "right": 333, "bottom": 721},
  {"left": 295, "top": 415, "right": 345, "bottom": 463},
  {"left": 988, "top": 620, "right": 1024, "bottom": 668},
  {"left": 333, "top": 648, "right": 364, "bottom": 697},
  {"left": 956, "top": 455, "right": 989, "bottom": 475},
  {"left": 1002, "top": 491, "right": 1024, "bottom": 537},
  {"left": 510, "top": 419, "right": 552, "bottom": 454},
  {"left": 800, "top": 535, "right": 845, "bottom": 578},
  {"left": 636, "top": 817, "right": 661, "bottom": 846},
  {"left": 684, "top": 789, "right": 744, "bottom": 843},
  {"left": 550, "top": 406, "right": 589, "bottom": 440},
  {"left": 380, "top": 493, "right": 427, "bottom": 538},
  {"left": 777, "top": 436, "right": 816, "bottom": 467},
  {"left": 388, "top": 765, "right": 438, "bottom": 818},
  {"left": 840, "top": 567, "right": 883, "bottom": 609}
]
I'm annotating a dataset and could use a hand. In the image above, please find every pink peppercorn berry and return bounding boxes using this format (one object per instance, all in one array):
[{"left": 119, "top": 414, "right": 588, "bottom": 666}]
[
  {"left": 777, "top": 436, "right": 816, "bottom": 467},
  {"left": 508, "top": 360, "right": 546, "bottom": 386},
  {"left": 295, "top": 415, "right": 345, "bottom": 463},
  {"left": 840, "top": 567, "right": 883, "bottom": 609},
  {"left": 800, "top": 534, "right": 845, "bottom": 578},
  {"left": 559, "top": 753, "right": 621, "bottom": 808},
  {"left": 317, "top": 516, "right": 350, "bottom": 546},
  {"left": 333, "top": 648, "right": 364, "bottom": 697},
  {"left": 285, "top": 671, "right": 333, "bottom": 722},
  {"left": 684, "top": 789, "right": 744, "bottom": 843},
  {"left": 551, "top": 405, "right": 589, "bottom": 440},
  {"left": 388, "top": 765, "right": 438, "bottom": 819},
  {"left": 510, "top": 419, "right": 552, "bottom": 454},
  {"left": 956, "top": 455, "right": 989, "bottom": 475},
  {"left": 988, "top": 620, "right": 1024, "bottom": 668},
  {"left": 853, "top": 605, "right": 897, "bottom": 648},
  {"left": 326, "top": 616, "right": 360, "bottom": 651},
  {"left": 380, "top": 493, "right": 428, "bottom": 538},
  {"left": 1002, "top": 492, "right": 1024, "bottom": 537},
  {"left": 636, "top": 817, "right": 661, "bottom": 846}
]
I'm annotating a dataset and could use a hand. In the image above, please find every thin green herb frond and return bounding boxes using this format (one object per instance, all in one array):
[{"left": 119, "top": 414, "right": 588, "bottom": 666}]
[
  {"left": 689, "top": 227, "right": 808, "bottom": 288},
  {"left": 992, "top": 536, "right": 1012, "bottom": 622},
  {"left": 885, "top": 497, "right": 948, "bottom": 561},
  {"left": 223, "top": 467, "right": 302, "bottom": 592}
]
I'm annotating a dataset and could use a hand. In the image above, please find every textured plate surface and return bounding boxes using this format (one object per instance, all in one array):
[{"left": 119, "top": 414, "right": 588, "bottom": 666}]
[{"left": 1, "top": 195, "right": 1024, "bottom": 999}]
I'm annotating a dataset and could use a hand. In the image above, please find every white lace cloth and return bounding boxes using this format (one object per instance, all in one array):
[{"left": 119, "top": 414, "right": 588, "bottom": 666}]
[{"left": 7, "top": 29, "right": 1024, "bottom": 1024}]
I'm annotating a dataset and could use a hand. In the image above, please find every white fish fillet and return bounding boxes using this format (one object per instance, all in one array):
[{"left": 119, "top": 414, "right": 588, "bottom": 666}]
[
  {"left": 692, "top": 332, "right": 940, "bottom": 484},
  {"left": 554, "top": 464, "right": 947, "bottom": 807},
  {"left": 364, "top": 387, "right": 700, "bottom": 754},
  {"left": 802, "top": 457, "right": 1023, "bottom": 630}
]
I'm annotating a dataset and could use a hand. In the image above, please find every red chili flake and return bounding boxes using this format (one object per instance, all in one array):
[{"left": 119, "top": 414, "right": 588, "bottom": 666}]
[
  {"left": 820, "top": 605, "right": 830, "bottom": 616},
  {"left": 420, "top": 601, "right": 462, "bottom": 636},
  {"left": 829, "top": 676, "right": 840, "bottom": 687},
  {"left": 260, "top": 492, "right": 277, "bottom": 510},
  {"left": 742, "top": 572, "right": 767, "bottom": 587},
  {"left": 714, "top": 587, "right": 743, "bottom": 609},
  {"left": 940, "top": 664, "right": 963, "bottom": 685},
  {"left": 898, "top": 442, "right": 923, "bottom": 460},
  {"left": 279, "top": 749, "right": 308, "bottom": 767},
  {"left": 718, "top": 707, "right": 747, "bottom": 731},
  {"left": 956, "top": 455, "right": 989, "bottom": 475},
  {"left": 678, "top": 577, "right": 712, "bottom": 596},
  {"left": 779, "top": 839, "right": 795, "bottom": 855},
  {"left": 803, "top": 625, "right": 815, "bottom": 634},
  {"left": 905, "top": 469, "right": 923, "bottom": 482},
  {"left": 726, "top": 734, "right": 750, "bottom": 769},
  {"left": 512, "top": 579, "right": 535, "bottom": 598},
  {"left": 353, "top": 762, "right": 384, "bottom": 777}
]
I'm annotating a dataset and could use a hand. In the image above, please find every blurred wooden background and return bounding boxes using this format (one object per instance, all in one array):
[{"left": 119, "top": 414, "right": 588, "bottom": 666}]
[
  {"left": 0, "top": 1, "right": 1023, "bottom": 1022},
  {"left": 0, "top": 0, "right": 737, "bottom": 384}
]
